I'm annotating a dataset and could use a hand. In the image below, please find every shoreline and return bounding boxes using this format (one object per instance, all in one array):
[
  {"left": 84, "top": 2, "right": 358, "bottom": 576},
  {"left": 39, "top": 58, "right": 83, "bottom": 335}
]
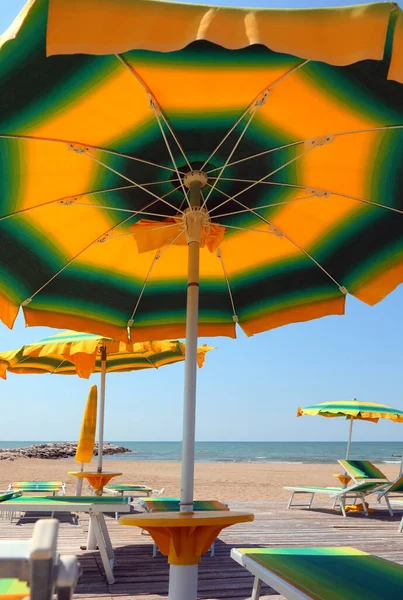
[{"left": 0, "top": 459, "right": 400, "bottom": 501}]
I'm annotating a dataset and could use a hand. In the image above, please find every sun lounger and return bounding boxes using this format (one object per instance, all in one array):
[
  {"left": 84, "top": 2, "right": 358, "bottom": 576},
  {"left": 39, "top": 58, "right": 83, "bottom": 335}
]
[
  {"left": 285, "top": 480, "right": 386, "bottom": 516},
  {"left": 231, "top": 546, "right": 403, "bottom": 599},
  {"left": 104, "top": 483, "right": 153, "bottom": 497},
  {"left": 139, "top": 497, "right": 228, "bottom": 557},
  {"left": 0, "top": 495, "right": 130, "bottom": 584},
  {"left": 286, "top": 459, "right": 388, "bottom": 515},
  {"left": 0, "top": 518, "right": 80, "bottom": 600},
  {"left": 339, "top": 460, "right": 403, "bottom": 517},
  {"left": 8, "top": 482, "right": 66, "bottom": 496}
]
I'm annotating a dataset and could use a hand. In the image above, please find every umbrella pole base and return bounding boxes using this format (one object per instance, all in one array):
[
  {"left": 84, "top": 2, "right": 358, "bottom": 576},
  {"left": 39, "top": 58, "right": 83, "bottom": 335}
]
[{"left": 168, "top": 564, "right": 198, "bottom": 600}]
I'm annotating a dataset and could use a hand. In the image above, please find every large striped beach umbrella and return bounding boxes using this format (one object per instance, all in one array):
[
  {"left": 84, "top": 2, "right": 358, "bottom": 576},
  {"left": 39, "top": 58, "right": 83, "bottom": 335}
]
[
  {"left": 0, "top": 330, "right": 212, "bottom": 473},
  {"left": 297, "top": 400, "right": 403, "bottom": 459},
  {"left": 1, "top": 1, "right": 403, "bottom": 597}
]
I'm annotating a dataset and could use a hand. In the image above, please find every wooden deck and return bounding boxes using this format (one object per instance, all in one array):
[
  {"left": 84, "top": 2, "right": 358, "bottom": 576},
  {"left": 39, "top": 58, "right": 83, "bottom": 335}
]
[{"left": 1, "top": 498, "right": 402, "bottom": 599}]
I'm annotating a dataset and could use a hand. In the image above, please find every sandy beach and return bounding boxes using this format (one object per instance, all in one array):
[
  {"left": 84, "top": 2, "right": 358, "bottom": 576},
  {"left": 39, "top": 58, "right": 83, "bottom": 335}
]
[{"left": 0, "top": 459, "right": 399, "bottom": 501}]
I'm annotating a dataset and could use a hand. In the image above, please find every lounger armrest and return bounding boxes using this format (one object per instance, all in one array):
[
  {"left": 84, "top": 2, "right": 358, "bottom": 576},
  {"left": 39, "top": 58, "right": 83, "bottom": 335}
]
[
  {"left": 30, "top": 519, "right": 59, "bottom": 560},
  {"left": 55, "top": 555, "right": 81, "bottom": 598}
]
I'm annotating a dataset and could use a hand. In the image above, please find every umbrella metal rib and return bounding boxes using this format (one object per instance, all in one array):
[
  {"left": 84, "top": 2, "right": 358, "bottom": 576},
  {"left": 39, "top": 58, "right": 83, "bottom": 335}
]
[
  {"left": 73, "top": 147, "right": 184, "bottom": 214},
  {"left": 0, "top": 133, "right": 182, "bottom": 173},
  {"left": 115, "top": 53, "right": 192, "bottom": 171}
]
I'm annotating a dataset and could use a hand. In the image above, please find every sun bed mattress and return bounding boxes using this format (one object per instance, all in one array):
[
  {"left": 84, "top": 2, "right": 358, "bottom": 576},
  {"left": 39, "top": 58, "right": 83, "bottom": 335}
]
[
  {"left": 284, "top": 486, "right": 342, "bottom": 493},
  {"left": 139, "top": 498, "right": 228, "bottom": 511},
  {"left": 232, "top": 547, "right": 403, "bottom": 600},
  {"left": 0, "top": 495, "right": 131, "bottom": 512}
]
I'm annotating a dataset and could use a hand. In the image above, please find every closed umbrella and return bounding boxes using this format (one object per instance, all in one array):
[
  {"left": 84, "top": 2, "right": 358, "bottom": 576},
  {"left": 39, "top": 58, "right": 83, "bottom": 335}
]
[
  {"left": 1, "top": 1, "right": 403, "bottom": 597},
  {"left": 297, "top": 399, "right": 403, "bottom": 459},
  {"left": 75, "top": 384, "right": 98, "bottom": 494}
]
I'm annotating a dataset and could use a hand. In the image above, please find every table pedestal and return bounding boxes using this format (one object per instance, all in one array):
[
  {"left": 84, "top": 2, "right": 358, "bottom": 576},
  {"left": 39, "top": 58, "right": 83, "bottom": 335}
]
[
  {"left": 119, "top": 510, "right": 254, "bottom": 600},
  {"left": 68, "top": 471, "right": 122, "bottom": 496}
]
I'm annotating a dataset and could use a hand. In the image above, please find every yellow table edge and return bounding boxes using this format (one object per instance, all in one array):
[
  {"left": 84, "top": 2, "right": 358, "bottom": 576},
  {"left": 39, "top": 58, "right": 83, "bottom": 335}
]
[{"left": 119, "top": 510, "right": 254, "bottom": 565}]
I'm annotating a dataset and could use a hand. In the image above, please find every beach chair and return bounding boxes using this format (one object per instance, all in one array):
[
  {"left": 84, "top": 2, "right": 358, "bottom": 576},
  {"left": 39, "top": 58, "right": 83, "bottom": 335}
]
[
  {"left": 8, "top": 482, "right": 66, "bottom": 496},
  {"left": 139, "top": 497, "right": 228, "bottom": 557},
  {"left": 103, "top": 483, "right": 153, "bottom": 498},
  {"left": 0, "top": 495, "right": 131, "bottom": 584},
  {"left": 0, "top": 518, "right": 80, "bottom": 600},
  {"left": 104, "top": 486, "right": 163, "bottom": 520},
  {"left": 286, "top": 459, "right": 388, "bottom": 515},
  {"left": 231, "top": 546, "right": 403, "bottom": 599},
  {"left": 286, "top": 480, "right": 386, "bottom": 516}
]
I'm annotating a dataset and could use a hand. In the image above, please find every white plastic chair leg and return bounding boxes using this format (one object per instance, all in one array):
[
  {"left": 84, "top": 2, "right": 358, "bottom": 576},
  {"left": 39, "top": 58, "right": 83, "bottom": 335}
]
[{"left": 251, "top": 575, "right": 262, "bottom": 600}]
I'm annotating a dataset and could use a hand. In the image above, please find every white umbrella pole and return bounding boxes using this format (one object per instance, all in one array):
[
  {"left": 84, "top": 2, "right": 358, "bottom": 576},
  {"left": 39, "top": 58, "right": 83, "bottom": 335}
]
[
  {"left": 97, "top": 347, "right": 107, "bottom": 473},
  {"left": 169, "top": 178, "right": 203, "bottom": 600},
  {"left": 346, "top": 418, "right": 354, "bottom": 459},
  {"left": 180, "top": 180, "right": 203, "bottom": 514}
]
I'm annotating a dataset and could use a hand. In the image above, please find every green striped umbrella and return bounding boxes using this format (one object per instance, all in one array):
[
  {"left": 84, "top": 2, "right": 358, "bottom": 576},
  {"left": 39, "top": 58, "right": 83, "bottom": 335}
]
[{"left": 298, "top": 399, "right": 403, "bottom": 458}]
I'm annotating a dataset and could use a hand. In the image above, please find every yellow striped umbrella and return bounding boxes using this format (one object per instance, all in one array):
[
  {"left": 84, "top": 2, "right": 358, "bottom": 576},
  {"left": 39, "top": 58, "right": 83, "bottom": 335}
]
[
  {"left": 0, "top": 330, "right": 212, "bottom": 472},
  {"left": 297, "top": 399, "right": 403, "bottom": 458}
]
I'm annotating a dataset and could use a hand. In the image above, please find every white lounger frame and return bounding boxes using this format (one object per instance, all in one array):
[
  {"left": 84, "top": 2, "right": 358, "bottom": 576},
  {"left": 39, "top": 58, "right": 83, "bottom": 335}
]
[
  {"left": 0, "top": 518, "right": 80, "bottom": 600},
  {"left": 0, "top": 499, "right": 130, "bottom": 584},
  {"left": 231, "top": 548, "right": 312, "bottom": 600}
]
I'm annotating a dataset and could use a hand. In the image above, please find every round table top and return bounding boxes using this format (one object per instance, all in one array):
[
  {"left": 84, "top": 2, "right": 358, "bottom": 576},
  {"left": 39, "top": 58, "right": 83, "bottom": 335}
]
[
  {"left": 68, "top": 471, "right": 122, "bottom": 478},
  {"left": 119, "top": 510, "right": 254, "bottom": 528}
]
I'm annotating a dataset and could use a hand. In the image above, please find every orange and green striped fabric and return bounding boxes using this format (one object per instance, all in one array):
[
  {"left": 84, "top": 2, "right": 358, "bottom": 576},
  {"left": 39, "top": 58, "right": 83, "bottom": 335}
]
[
  {"left": 140, "top": 497, "right": 228, "bottom": 512},
  {"left": 0, "top": 1, "right": 402, "bottom": 341},
  {"left": 0, "top": 331, "right": 212, "bottom": 379},
  {"left": 235, "top": 547, "right": 403, "bottom": 600},
  {"left": 297, "top": 400, "right": 403, "bottom": 423},
  {"left": 0, "top": 579, "right": 29, "bottom": 600}
]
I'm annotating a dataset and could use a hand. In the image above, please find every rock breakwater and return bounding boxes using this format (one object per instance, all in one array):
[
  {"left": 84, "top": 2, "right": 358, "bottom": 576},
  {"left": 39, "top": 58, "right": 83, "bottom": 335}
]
[{"left": 0, "top": 442, "right": 131, "bottom": 460}]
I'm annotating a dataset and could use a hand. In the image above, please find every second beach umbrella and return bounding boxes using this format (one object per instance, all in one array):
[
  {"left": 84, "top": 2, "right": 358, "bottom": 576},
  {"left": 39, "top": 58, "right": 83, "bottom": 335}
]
[
  {"left": 297, "top": 399, "right": 403, "bottom": 459},
  {"left": 0, "top": 330, "right": 212, "bottom": 485}
]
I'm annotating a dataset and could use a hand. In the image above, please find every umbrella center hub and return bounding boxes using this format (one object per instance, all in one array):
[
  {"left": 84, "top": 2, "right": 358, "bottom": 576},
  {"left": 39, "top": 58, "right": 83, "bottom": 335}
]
[{"left": 183, "top": 170, "right": 208, "bottom": 189}]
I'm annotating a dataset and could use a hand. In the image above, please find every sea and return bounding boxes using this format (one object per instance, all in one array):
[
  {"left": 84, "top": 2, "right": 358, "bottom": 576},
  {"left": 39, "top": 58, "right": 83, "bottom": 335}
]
[{"left": 1, "top": 441, "right": 403, "bottom": 465}]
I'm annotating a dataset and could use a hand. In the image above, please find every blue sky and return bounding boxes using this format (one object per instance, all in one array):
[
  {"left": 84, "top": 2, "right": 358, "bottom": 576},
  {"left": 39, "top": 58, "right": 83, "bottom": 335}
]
[{"left": 1, "top": 0, "right": 402, "bottom": 443}]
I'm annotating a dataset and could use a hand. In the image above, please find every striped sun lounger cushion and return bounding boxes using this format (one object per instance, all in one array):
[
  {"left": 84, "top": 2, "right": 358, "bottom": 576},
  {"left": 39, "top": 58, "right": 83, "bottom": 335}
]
[
  {"left": 11, "top": 481, "right": 63, "bottom": 488},
  {"left": 384, "top": 475, "right": 403, "bottom": 493},
  {"left": 0, "top": 492, "right": 22, "bottom": 502},
  {"left": 140, "top": 498, "right": 228, "bottom": 512},
  {"left": 233, "top": 547, "right": 403, "bottom": 599},
  {"left": 0, "top": 578, "right": 30, "bottom": 600},
  {"left": 284, "top": 486, "right": 342, "bottom": 494},
  {"left": 338, "top": 461, "right": 387, "bottom": 481},
  {"left": 105, "top": 484, "right": 152, "bottom": 492},
  {"left": 0, "top": 495, "right": 129, "bottom": 506}
]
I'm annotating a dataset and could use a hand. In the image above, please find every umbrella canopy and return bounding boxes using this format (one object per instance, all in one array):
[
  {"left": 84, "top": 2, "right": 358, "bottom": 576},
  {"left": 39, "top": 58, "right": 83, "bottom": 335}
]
[
  {"left": 0, "top": 330, "right": 211, "bottom": 379},
  {"left": 297, "top": 399, "right": 403, "bottom": 459},
  {"left": 0, "top": 330, "right": 212, "bottom": 472},
  {"left": 297, "top": 400, "right": 403, "bottom": 423},
  {"left": 0, "top": 1, "right": 402, "bottom": 340}
]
